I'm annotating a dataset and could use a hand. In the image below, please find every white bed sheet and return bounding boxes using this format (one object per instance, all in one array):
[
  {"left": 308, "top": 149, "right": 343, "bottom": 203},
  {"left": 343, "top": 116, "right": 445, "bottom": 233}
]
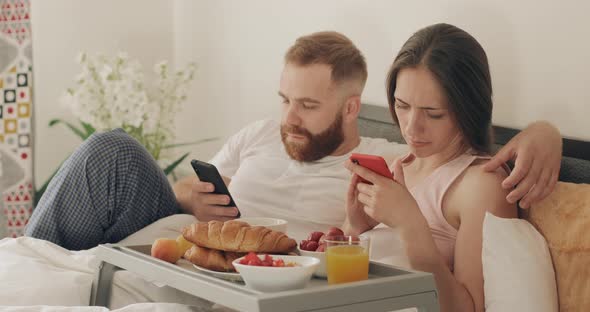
[{"left": 0, "top": 215, "right": 217, "bottom": 311}]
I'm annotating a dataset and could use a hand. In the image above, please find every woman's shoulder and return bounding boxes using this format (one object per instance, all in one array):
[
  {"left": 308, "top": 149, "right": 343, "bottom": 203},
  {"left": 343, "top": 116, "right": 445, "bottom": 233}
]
[
  {"left": 465, "top": 159, "right": 508, "bottom": 185},
  {"left": 449, "top": 161, "right": 517, "bottom": 219}
]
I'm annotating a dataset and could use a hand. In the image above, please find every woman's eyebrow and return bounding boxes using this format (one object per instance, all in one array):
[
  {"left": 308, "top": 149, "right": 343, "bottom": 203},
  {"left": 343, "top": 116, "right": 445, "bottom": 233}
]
[{"left": 395, "top": 97, "right": 446, "bottom": 110}]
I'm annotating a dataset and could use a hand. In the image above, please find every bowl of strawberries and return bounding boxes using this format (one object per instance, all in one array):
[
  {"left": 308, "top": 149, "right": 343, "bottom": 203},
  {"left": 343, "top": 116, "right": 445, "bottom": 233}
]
[
  {"left": 233, "top": 252, "right": 319, "bottom": 292},
  {"left": 298, "top": 227, "right": 344, "bottom": 278}
]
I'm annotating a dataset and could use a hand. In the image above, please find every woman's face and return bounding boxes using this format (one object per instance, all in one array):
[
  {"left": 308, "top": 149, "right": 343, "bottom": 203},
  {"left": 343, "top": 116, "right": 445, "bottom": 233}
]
[{"left": 393, "top": 66, "right": 462, "bottom": 158}]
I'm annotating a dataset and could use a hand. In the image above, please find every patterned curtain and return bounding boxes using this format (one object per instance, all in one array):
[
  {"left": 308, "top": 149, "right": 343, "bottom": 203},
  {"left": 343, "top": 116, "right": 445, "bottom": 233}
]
[{"left": 0, "top": 0, "right": 33, "bottom": 238}]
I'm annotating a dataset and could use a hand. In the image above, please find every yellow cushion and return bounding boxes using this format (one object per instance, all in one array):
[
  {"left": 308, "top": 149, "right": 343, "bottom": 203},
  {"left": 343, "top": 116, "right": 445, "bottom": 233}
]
[{"left": 523, "top": 182, "right": 590, "bottom": 312}]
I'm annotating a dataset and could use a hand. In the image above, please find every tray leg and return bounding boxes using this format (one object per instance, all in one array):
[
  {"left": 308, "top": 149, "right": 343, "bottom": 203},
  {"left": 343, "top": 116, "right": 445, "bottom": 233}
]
[{"left": 90, "top": 261, "right": 120, "bottom": 307}]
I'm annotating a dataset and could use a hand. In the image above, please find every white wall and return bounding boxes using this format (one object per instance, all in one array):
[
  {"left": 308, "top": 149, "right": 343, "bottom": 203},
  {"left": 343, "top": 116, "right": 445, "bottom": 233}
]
[
  {"left": 31, "top": 0, "right": 174, "bottom": 187},
  {"left": 174, "top": 0, "right": 590, "bottom": 156}
]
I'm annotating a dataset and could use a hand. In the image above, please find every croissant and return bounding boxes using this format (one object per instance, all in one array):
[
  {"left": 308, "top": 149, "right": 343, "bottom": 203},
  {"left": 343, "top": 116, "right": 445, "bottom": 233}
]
[
  {"left": 184, "top": 244, "right": 244, "bottom": 272},
  {"left": 182, "top": 220, "right": 297, "bottom": 253}
]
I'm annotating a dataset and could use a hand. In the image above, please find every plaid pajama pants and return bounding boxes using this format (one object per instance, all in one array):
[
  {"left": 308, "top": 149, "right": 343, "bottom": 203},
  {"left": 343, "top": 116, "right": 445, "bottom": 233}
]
[{"left": 25, "top": 129, "right": 182, "bottom": 250}]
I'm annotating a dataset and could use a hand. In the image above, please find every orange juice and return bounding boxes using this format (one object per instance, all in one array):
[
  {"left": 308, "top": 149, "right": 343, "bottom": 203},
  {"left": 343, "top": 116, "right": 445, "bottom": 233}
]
[{"left": 326, "top": 245, "right": 369, "bottom": 284}]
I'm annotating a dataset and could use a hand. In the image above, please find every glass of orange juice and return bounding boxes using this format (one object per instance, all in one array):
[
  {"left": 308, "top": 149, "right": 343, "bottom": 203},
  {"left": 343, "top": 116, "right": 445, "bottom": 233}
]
[{"left": 325, "top": 235, "right": 370, "bottom": 284}]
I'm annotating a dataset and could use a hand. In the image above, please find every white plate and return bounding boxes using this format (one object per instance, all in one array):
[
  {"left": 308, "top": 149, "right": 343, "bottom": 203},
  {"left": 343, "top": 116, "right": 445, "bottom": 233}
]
[{"left": 192, "top": 264, "right": 243, "bottom": 282}]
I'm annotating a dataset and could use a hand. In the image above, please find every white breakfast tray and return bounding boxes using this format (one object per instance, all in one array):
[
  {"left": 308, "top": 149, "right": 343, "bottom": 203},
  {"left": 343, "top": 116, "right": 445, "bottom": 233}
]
[{"left": 90, "top": 244, "right": 439, "bottom": 312}]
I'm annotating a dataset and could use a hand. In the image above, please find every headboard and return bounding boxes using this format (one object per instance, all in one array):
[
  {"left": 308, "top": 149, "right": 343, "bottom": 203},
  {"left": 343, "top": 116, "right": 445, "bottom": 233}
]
[{"left": 358, "top": 104, "right": 590, "bottom": 184}]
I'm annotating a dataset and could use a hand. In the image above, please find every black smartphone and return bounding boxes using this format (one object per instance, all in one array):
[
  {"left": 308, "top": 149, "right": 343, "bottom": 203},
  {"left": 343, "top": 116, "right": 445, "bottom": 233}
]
[{"left": 190, "top": 159, "right": 240, "bottom": 217}]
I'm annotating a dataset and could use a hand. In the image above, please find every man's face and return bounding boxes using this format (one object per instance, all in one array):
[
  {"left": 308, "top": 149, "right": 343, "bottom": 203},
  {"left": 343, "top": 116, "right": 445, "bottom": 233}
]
[{"left": 278, "top": 63, "right": 345, "bottom": 162}]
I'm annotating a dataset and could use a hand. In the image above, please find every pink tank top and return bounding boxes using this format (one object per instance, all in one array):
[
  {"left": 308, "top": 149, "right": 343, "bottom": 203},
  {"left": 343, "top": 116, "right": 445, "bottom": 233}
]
[{"left": 407, "top": 152, "right": 493, "bottom": 271}]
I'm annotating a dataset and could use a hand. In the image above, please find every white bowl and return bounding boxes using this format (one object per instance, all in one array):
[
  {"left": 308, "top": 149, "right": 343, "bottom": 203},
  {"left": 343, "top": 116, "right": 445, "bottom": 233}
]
[
  {"left": 238, "top": 217, "right": 288, "bottom": 233},
  {"left": 232, "top": 255, "right": 319, "bottom": 292},
  {"left": 297, "top": 247, "right": 327, "bottom": 278}
]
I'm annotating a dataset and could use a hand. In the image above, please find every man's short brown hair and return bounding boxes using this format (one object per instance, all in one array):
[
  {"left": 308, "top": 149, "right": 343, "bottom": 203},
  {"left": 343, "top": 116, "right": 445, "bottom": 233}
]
[{"left": 285, "top": 31, "right": 367, "bottom": 89}]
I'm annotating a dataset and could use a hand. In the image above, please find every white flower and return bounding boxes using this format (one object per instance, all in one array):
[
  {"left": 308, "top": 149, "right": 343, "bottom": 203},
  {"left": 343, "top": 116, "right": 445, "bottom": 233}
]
[
  {"left": 117, "top": 52, "right": 129, "bottom": 61},
  {"left": 99, "top": 64, "right": 113, "bottom": 81},
  {"left": 63, "top": 51, "right": 196, "bottom": 160},
  {"left": 154, "top": 60, "right": 168, "bottom": 75}
]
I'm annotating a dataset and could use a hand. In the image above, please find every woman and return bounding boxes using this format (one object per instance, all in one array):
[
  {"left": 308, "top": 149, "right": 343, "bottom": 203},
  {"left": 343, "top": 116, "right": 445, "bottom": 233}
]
[{"left": 342, "top": 23, "right": 517, "bottom": 312}]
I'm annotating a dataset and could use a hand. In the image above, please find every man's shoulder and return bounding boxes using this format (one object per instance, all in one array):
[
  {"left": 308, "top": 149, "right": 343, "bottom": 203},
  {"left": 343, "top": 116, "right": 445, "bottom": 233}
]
[
  {"left": 233, "top": 119, "right": 279, "bottom": 141},
  {"left": 222, "top": 119, "right": 281, "bottom": 154},
  {"left": 241, "top": 118, "right": 279, "bottom": 133}
]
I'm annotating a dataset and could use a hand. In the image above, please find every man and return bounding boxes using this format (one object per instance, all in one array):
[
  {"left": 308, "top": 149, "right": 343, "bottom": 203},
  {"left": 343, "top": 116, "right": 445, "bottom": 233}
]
[{"left": 26, "top": 31, "right": 562, "bottom": 249}]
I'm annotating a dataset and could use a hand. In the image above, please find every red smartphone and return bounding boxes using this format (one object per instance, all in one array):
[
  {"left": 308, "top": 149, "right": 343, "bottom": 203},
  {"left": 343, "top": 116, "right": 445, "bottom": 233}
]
[{"left": 349, "top": 153, "right": 393, "bottom": 183}]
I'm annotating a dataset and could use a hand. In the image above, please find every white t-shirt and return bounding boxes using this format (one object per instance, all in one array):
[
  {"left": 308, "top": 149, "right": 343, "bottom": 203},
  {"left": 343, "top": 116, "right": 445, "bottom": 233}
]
[{"left": 210, "top": 119, "right": 408, "bottom": 241}]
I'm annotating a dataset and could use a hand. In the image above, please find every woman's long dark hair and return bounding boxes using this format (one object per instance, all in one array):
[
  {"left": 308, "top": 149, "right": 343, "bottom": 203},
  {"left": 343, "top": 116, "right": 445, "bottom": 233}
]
[{"left": 386, "top": 23, "right": 494, "bottom": 154}]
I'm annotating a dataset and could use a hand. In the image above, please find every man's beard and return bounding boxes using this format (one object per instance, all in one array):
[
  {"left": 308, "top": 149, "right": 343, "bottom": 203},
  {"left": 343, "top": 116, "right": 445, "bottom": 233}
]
[{"left": 280, "top": 113, "right": 344, "bottom": 162}]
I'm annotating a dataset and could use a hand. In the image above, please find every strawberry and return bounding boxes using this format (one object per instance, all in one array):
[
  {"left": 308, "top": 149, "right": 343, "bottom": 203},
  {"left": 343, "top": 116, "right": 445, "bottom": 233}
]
[
  {"left": 327, "top": 227, "right": 344, "bottom": 237},
  {"left": 306, "top": 241, "right": 319, "bottom": 251},
  {"left": 300, "top": 239, "right": 310, "bottom": 250},
  {"left": 308, "top": 231, "right": 324, "bottom": 242}
]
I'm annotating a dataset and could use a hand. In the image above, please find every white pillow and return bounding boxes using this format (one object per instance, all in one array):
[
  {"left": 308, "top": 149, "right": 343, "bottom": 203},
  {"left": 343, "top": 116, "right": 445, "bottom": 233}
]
[{"left": 482, "top": 212, "right": 558, "bottom": 312}]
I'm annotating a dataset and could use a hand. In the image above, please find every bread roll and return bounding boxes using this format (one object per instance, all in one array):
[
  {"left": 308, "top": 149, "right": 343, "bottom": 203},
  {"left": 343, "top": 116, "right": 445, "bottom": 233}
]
[
  {"left": 184, "top": 244, "right": 243, "bottom": 272},
  {"left": 182, "top": 220, "right": 296, "bottom": 253}
]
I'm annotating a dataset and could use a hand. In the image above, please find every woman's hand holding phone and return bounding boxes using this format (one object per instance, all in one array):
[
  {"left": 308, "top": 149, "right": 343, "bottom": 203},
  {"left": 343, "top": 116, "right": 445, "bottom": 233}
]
[
  {"left": 348, "top": 153, "right": 393, "bottom": 184},
  {"left": 345, "top": 154, "right": 424, "bottom": 230},
  {"left": 342, "top": 154, "right": 392, "bottom": 234},
  {"left": 343, "top": 172, "right": 380, "bottom": 235}
]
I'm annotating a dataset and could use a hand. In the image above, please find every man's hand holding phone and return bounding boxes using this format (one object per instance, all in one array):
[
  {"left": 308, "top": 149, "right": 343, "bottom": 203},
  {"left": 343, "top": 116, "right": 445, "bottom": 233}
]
[
  {"left": 189, "top": 159, "right": 240, "bottom": 221},
  {"left": 189, "top": 179, "right": 240, "bottom": 222}
]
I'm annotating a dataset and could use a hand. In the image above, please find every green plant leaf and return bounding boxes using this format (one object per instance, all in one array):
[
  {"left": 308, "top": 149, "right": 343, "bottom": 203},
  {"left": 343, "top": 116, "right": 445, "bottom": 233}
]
[
  {"left": 162, "top": 137, "right": 220, "bottom": 149},
  {"left": 49, "top": 119, "right": 88, "bottom": 140},
  {"left": 80, "top": 120, "right": 96, "bottom": 137},
  {"left": 163, "top": 152, "right": 190, "bottom": 176}
]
